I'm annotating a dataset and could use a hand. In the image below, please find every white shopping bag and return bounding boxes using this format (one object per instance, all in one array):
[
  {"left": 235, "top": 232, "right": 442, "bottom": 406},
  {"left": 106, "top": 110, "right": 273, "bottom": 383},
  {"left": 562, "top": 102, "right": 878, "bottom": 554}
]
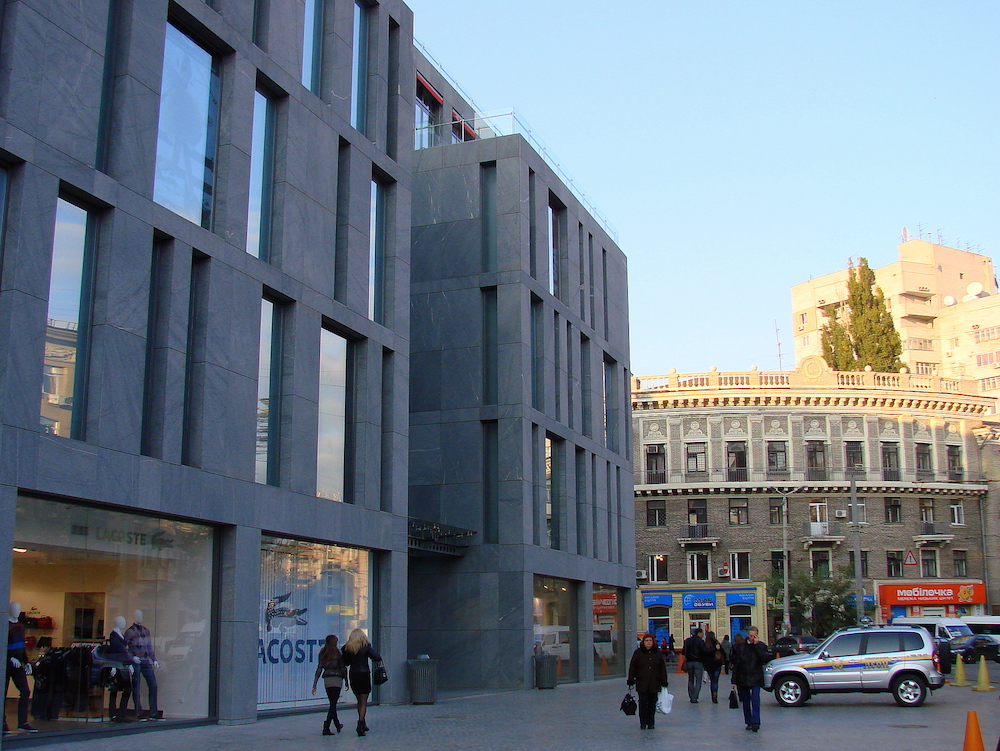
[{"left": 656, "top": 691, "right": 673, "bottom": 714}]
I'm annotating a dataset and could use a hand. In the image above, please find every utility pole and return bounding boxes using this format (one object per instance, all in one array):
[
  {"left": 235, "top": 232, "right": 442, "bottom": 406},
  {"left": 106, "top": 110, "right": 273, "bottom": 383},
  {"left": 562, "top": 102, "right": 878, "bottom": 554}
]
[
  {"left": 771, "top": 485, "right": 805, "bottom": 636},
  {"left": 850, "top": 476, "right": 866, "bottom": 624}
]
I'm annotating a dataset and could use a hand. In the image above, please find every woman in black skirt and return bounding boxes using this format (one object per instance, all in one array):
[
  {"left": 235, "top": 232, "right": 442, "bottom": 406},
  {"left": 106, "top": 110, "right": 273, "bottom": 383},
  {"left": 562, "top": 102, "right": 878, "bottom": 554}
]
[{"left": 342, "top": 628, "right": 381, "bottom": 736}]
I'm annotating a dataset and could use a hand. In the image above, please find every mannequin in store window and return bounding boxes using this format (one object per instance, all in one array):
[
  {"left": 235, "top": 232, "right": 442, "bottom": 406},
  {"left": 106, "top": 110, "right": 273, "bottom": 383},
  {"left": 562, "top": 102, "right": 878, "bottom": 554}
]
[
  {"left": 4, "top": 602, "right": 36, "bottom": 734},
  {"left": 106, "top": 616, "right": 136, "bottom": 722},
  {"left": 124, "top": 610, "right": 160, "bottom": 720}
]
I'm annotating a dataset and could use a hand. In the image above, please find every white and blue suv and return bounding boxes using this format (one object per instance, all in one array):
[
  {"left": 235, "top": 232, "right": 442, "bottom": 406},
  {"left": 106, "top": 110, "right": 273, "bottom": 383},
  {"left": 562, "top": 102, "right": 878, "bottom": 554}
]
[{"left": 763, "top": 624, "right": 944, "bottom": 707}]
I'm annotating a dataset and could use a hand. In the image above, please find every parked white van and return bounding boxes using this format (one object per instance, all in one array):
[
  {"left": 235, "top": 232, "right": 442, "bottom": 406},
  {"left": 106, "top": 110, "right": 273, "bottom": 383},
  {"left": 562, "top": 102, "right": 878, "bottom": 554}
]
[
  {"left": 961, "top": 616, "right": 1000, "bottom": 635},
  {"left": 890, "top": 616, "right": 972, "bottom": 645}
]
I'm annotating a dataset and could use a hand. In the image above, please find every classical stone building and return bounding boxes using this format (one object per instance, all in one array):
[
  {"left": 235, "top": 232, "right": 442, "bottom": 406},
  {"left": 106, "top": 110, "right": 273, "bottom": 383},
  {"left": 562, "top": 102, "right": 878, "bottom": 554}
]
[{"left": 632, "top": 357, "right": 996, "bottom": 641}]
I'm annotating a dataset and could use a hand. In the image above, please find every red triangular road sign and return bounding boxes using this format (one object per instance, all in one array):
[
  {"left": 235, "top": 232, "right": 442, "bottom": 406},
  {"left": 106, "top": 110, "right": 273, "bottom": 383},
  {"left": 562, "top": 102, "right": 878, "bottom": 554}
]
[{"left": 904, "top": 550, "right": 918, "bottom": 566}]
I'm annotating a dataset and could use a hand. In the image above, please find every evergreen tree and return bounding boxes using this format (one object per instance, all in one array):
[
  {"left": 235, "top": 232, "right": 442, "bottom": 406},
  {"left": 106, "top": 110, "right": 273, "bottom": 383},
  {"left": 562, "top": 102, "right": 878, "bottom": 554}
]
[{"left": 819, "top": 258, "right": 904, "bottom": 372}]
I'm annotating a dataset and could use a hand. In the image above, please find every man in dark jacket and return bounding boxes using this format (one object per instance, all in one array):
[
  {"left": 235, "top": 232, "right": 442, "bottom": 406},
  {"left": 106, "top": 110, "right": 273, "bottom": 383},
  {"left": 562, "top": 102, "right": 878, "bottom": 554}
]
[
  {"left": 627, "top": 634, "right": 668, "bottom": 730},
  {"left": 729, "top": 625, "right": 773, "bottom": 732},
  {"left": 682, "top": 628, "right": 708, "bottom": 702}
]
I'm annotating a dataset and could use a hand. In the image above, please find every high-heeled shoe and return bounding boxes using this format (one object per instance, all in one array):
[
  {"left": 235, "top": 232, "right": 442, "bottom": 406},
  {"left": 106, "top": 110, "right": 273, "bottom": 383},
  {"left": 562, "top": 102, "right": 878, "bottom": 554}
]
[
  {"left": 356, "top": 721, "right": 366, "bottom": 736},
  {"left": 363, "top": 721, "right": 370, "bottom": 731},
  {"left": 334, "top": 721, "right": 344, "bottom": 733}
]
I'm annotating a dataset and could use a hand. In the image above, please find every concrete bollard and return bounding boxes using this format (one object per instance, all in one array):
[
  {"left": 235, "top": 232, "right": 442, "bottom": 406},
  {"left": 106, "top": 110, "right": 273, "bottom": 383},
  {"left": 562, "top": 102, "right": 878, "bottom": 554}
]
[{"left": 971, "top": 655, "right": 996, "bottom": 692}]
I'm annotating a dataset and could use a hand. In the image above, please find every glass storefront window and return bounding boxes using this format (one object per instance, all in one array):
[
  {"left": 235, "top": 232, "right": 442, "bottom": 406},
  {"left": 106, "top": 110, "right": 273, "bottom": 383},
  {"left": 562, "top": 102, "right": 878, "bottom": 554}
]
[
  {"left": 258, "top": 536, "right": 370, "bottom": 710},
  {"left": 592, "top": 584, "right": 625, "bottom": 677},
  {"left": 10, "top": 496, "right": 215, "bottom": 729},
  {"left": 533, "top": 575, "right": 576, "bottom": 682}
]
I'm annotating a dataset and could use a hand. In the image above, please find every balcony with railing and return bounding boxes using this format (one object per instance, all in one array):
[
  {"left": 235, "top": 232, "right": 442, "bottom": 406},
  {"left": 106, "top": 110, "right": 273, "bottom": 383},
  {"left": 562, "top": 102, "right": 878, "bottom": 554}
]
[
  {"left": 678, "top": 523, "right": 719, "bottom": 546},
  {"left": 802, "top": 521, "right": 844, "bottom": 545},
  {"left": 633, "top": 466, "right": 985, "bottom": 487},
  {"left": 913, "top": 519, "right": 955, "bottom": 545}
]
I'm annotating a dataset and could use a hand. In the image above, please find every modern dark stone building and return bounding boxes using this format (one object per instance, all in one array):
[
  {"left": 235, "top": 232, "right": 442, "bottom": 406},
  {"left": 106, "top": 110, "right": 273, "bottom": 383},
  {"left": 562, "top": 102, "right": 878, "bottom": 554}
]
[
  {"left": 407, "top": 52, "right": 634, "bottom": 690},
  {"left": 0, "top": 0, "right": 632, "bottom": 738}
]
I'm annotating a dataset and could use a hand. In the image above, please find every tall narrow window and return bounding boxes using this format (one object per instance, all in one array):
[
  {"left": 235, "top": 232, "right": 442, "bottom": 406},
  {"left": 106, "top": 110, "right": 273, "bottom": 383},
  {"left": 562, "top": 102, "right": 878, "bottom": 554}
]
[
  {"left": 256, "top": 298, "right": 282, "bottom": 485},
  {"left": 368, "top": 178, "right": 386, "bottom": 322},
  {"left": 806, "top": 440, "right": 827, "bottom": 480},
  {"left": 950, "top": 500, "right": 965, "bottom": 526},
  {"left": 482, "top": 287, "right": 498, "bottom": 404},
  {"left": 548, "top": 195, "right": 564, "bottom": 298},
  {"left": 575, "top": 449, "right": 587, "bottom": 555},
  {"left": 317, "top": 328, "right": 349, "bottom": 501},
  {"left": 921, "top": 549, "right": 938, "bottom": 578},
  {"left": 480, "top": 161, "right": 497, "bottom": 271},
  {"left": 845, "top": 441, "right": 864, "bottom": 477},
  {"left": 41, "top": 198, "right": 96, "bottom": 439},
  {"left": 483, "top": 421, "right": 499, "bottom": 544},
  {"left": 884, "top": 496, "right": 902, "bottom": 523},
  {"left": 530, "top": 296, "right": 544, "bottom": 410},
  {"left": 881, "top": 442, "right": 900, "bottom": 481},
  {"left": 247, "top": 87, "right": 276, "bottom": 259},
  {"left": 947, "top": 445, "right": 963, "bottom": 481},
  {"left": 915, "top": 443, "right": 933, "bottom": 479},
  {"left": 301, "top": 0, "right": 323, "bottom": 93},
  {"left": 603, "top": 356, "right": 618, "bottom": 451},
  {"left": 545, "top": 434, "right": 562, "bottom": 550},
  {"left": 415, "top": 78, "right": 442, "bottom": 149},
  {"left": 580, "top": 335, "right": 591, "bottom": 437},
  {"left": 182, "top": 253, "right": 209, "bottom": 467},
  {"left": 766, "top": 441, "right": 788, "bottom": 478},
  {"left": 685, "top": 443, "right": 707, "bottom": 477},
  {"left": 726, "top": 441, "right": 747, "bottom": 481},
  {"left": 553, "top": 313, "right": 561, "bottom": 421},
  {"left": 0, "top": 168, "right": 8, "bottom": 275},
  {"left": 350, "top": 1, "right": 370, "bottom": 132},
  {"left": 953, "top": 550, "right": 967, "bottom": 577},
  {"left": 154, "top": 24, "right": 220, "bottom": 228},
  {"left": 887, "top": 550, "right": 904, "bottom": 577}
]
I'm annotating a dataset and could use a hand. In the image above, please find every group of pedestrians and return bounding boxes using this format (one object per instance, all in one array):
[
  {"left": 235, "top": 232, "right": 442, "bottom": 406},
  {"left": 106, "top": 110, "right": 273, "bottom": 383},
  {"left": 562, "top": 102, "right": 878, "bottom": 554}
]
[
  {"left": 310, "top": 628, "right": 381, "bottom": 737},
  {"left": 627, "top": 625, "right": 773, "bottom": 733}
]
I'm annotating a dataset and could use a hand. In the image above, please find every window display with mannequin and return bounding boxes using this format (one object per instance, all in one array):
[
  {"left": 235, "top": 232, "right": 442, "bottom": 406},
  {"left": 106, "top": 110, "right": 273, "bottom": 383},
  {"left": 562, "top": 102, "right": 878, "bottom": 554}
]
[
  {"left": 125, "top": 609, "right": 161, "bottom": 720},
  {"left": 4, "top": 601, "right": 37, "bottom": 734},
  {"left": 104, "top": 616, "right": 136, "bottom": 722}
]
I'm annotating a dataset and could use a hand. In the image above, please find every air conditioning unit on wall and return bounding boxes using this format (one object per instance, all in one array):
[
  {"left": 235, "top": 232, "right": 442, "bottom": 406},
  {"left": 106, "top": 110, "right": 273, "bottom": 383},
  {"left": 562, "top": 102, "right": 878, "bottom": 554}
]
[
  {"left": 834, "top": 509, "right": 848, "bottom": 518},
  {"left": 645, "top": 444, "right": 662, "bottom": 454},
  {"left": 717, "top": 565, "right": 730, "bottom": 577},
  {"left": 636, "top": 569, "right": 648, "bottom": 580}
]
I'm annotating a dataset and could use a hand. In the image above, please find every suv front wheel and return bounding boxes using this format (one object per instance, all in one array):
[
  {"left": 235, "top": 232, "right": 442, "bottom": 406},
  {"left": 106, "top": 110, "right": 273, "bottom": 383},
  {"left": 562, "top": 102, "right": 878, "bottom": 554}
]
[
  {"left": 891, "top": 674, "right": 927, "bottom": 707},
  {"left": 773, "top": 675, "right": 808, "bottom": 707}
]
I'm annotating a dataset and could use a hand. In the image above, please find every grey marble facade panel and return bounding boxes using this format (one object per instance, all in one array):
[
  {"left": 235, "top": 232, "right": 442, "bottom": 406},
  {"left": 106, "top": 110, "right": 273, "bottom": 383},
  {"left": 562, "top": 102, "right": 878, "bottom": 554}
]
[
  {"left": 408, "top": 480, "right": 441, "bottom": 521},
  {"left": 0, "top": 291, "right": 48, "bottom": 430},
  {"left": 198, "top": 364, "right": 257, "bottom": 479},
  {"left": 255, "top": 0, "right": 305, "bottom": 86},
  {"left": 87, "top": 325, "right": 146, "bottom": 451},
  {"left": 202, "top": 263, "right": 260, "bottom": 378},
  {"left": 3, "top": 167, "right": 59, "bottom": 298},
  {"left": 273, "top": 184, "right": 338, "bottom": 290},
  {"left": 106, "top": 76, "right": 160, "bottom": 197},
  {"left": 411, "top": 166, "right": 475, "bottom": 228},
  {"left": 440, "top": 346, "right": 481, "bottom": 409},
  {"left": 408, "top": 421, "right": 442, "bottom": 485},
  {"left": 409, "top": 349, "right": 441, "bottom": 413},
  {"left": 283, "top": 106, "right": 340, "bottom": 205}
]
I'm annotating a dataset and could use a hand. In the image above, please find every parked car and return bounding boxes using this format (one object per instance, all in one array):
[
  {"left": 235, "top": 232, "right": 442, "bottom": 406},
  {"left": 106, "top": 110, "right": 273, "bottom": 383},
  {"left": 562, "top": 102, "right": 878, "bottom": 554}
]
[
  {"left": 764, "top": 624, "right": 944, "bottom": 707},
  {"left": 771, "top": 635, "right": 820, "bottom": 658},
  {"left": 949, "top": 634, "right": 1000, "bottom": 664}
]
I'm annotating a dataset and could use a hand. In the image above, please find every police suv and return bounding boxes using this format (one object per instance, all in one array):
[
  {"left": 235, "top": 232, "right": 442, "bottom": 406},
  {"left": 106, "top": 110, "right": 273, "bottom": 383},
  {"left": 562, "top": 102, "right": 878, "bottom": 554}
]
[{"left": 763, "top": 623, "right": 944, "bottom": 707}]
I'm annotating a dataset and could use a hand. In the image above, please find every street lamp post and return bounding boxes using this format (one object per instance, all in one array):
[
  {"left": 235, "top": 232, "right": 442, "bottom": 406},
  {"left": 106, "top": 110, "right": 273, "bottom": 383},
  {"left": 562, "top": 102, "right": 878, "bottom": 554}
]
[{"left": 771, "top": 485, "right": 805, "bottom": 636}]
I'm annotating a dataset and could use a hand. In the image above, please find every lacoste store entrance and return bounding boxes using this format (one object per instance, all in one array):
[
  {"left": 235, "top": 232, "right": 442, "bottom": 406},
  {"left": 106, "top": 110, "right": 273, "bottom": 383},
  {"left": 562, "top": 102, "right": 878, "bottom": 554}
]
[{"left": 7, "top": 496, "right": 215, "bottom": 735}]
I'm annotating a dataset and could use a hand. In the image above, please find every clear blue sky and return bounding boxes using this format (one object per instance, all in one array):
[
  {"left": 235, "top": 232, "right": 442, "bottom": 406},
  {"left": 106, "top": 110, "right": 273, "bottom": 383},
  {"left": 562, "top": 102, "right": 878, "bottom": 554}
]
[{"left": 406, "top": 0, "right": 999, "bottom": 376}]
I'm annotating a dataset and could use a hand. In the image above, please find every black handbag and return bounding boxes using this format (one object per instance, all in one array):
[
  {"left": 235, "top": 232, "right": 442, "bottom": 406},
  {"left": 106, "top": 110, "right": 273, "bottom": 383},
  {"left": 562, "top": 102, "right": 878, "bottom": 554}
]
[
  {"left": 620, "top": 690, "right": 637, "bottom": 715},
  {"left": 729, "top": 687, "right": 739, "bottom": 709},
  {"left": 372, "top": 661, "right": 388, "bottom": 686}
]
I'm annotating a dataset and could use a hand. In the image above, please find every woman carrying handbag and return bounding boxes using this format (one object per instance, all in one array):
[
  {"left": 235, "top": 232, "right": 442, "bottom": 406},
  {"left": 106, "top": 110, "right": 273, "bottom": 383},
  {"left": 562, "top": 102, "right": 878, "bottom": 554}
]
[
  {"left": 626, "top": 634, "right": 669, "bottom": 730},
  {"left": 342, "top": 629, "right": 382, "bottom": 736}
]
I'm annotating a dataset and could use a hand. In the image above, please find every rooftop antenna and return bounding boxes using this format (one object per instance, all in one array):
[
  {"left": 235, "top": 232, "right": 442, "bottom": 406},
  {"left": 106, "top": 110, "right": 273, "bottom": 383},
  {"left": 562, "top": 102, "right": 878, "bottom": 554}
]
[
  {"left": 917, "top": 222, "right": 925, "bottom": 239},
  {"left": 937, "top": 229, "right": 943, "bottom": 244},
  {"left": 775, "top": 321, "right": 784, "bottom": 371}
]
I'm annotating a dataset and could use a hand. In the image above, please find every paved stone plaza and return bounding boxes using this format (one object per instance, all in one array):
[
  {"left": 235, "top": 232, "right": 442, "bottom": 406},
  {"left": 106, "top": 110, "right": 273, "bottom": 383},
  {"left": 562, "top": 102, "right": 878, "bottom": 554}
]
[{"left": 5, "top": 663, "right": 999, "bottom": 751}]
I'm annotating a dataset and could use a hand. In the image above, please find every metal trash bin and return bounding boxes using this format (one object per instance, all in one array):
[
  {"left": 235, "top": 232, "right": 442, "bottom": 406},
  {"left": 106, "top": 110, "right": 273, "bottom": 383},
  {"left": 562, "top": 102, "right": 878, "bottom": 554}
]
[
  {"left": 407, "top": 656, "right": 438, "bottom": 704},
  {"left": 534, "top": 654, "right": 558, "bottom": 689}
]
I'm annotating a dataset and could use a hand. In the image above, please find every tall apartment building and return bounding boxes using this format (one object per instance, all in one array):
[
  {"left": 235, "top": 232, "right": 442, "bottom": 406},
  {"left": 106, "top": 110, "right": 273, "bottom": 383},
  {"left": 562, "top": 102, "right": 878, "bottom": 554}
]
[
  {"left": 791, "top": 239, "right": 1000, "bottom": 392},
  {"left": 0, "top": 0, "right": 632, "bottom": 739},
  {"left": 632, "top": 357, "right": 997, "bottom": 642},
  {"left": 406, "top": 51, "right": 634, "bottom": 690}
]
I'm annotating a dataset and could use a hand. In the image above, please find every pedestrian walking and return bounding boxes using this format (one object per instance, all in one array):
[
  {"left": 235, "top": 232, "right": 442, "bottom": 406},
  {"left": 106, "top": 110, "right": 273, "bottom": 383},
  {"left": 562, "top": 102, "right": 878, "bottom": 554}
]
[
  {"left": 627, "top": 634, "right": 669, "bottom": 730},
  {"left": 342, "top": 628, "right": 382, "bottom": 736},
  {"left": 682, "top": 628, "right": 709, "bottom": 702},
  {"left": 311, "top": 635, "right": 346, "bottom": 736},
  {"left": 729, "top": 625, "right": 773, "bottom": 732},
  {"left": 721, "top": 634, "right": 731, "bottom": 674},
  {"left": 704, "top": 631, "right": 724, "bottom": 703}
]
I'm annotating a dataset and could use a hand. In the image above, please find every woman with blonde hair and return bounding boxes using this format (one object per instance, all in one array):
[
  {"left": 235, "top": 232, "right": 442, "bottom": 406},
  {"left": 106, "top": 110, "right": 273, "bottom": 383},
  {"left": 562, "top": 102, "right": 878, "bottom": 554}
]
[
  {"left": 342, "top": 628, "right": 381, "bottom": 736},
  {"left": 311, "top": 634, "right": 346, "bottom": 735}
]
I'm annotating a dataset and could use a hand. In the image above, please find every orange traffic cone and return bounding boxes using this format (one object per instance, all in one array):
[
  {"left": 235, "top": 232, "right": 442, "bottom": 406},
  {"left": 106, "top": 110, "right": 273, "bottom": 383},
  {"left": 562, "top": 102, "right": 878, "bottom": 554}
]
[
  {"left": 676, "top": 654, "right": 685, "bottom": 674},
  {"left": 600, "top": 654, "right": 609, "bottom": 676},
  {"left": 971, "top": 655, "right": 996, "bottom": 692},
  {"left": 963, "top": 711, "right": 985, "bottom": 751},
  {"left": 556, "top": 657, "right": 563, "bottom": 678},
  {"left": 952, "top": 656, "right": 971, "bottom": 687}
]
